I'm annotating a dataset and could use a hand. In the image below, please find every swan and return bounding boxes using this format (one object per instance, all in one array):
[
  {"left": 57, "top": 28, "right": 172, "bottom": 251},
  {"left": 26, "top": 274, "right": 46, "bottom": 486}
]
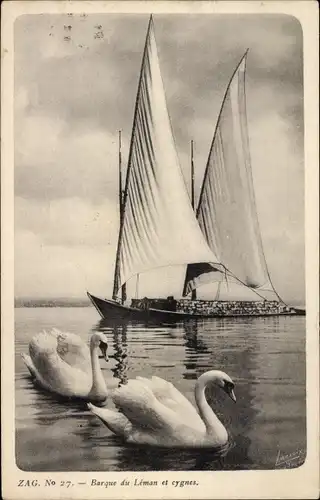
[
  {"left": 21, "top": 328, "right": 109, "bottom": 404},
  {"left": 87, "top": 370, "right": 236, "bottom": 448}
]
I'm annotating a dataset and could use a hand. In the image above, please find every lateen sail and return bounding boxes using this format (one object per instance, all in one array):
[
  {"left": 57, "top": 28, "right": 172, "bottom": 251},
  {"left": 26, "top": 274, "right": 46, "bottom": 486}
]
[
  {"left": 184, "top": 52, "right": 271, "bottom": 297},
  {"left": 114, "top": 18, "right": 220, "bottom": 292}
]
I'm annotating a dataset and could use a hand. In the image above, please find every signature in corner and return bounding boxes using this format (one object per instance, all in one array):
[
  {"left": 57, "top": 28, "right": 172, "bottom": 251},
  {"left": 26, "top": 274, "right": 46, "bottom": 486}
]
[{"left": 275, "top": 448, "right": 305, "bottom": 468}]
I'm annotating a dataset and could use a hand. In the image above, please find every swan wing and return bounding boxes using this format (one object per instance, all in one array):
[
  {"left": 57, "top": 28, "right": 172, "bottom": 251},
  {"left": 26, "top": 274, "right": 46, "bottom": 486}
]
[
  {"left": 136, "top": 375, "right": 201, "bottom": 420},
  {"left": 29, "top": 331, "right": 58, "bottom": 363},
  {"left": 87, "top": 403, "right": 129, "bottom": 437},
  {"left": 30, "top": 329, "right": 91, "bottom": 371},
  {"left": 28, "top": 331, "right": 92, "bottom": 396},
  {"left": 55, "top": 330, "right": 91, "bottom": 373},
  {"left": 135, "top": 376, "right": 180, "bottom": 413},
  {"left": 112, "top": 379, "right": 185, "bottom": 433}
]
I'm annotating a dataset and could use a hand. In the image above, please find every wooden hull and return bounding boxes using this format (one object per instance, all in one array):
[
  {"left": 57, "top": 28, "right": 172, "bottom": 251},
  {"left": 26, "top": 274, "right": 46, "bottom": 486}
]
[
  {"left": 87, "top": 293, "right": 197, "bottom": 321},
  {"left": 87, "top": 292, "right": 304, "bottom": 321}
]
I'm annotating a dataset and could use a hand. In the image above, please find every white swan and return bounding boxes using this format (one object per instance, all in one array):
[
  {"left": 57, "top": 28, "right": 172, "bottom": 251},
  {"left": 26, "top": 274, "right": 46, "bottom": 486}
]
[
  {"left": 22, "top": 328, "right": 109, "bottom": 404},
  {"left": 88, "top": 370, "right": 236, "bottom": 448}
]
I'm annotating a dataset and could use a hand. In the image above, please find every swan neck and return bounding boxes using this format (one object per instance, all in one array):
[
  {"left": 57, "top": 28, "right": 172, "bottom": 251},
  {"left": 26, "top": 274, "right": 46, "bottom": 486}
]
[
  {"left": 195, "top": 376, "right": 224, "bottom": 435},
  {"left": 89, "top": 340, "right": 107, "bottom": 400}
]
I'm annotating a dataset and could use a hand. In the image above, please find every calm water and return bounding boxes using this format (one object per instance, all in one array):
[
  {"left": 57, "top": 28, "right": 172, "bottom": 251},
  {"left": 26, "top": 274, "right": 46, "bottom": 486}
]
[{"left": 15, "top": 307, "right": 306, "bottom": 471}]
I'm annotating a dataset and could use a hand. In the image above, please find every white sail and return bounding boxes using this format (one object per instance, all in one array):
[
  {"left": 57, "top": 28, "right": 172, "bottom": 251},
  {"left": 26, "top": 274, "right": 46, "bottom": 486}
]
[
  {"left": 184, "top": 53, "right": 272, "bottom": 297},
  {"left": 116, "top": 18, "right": 219, "bottom": 291}
]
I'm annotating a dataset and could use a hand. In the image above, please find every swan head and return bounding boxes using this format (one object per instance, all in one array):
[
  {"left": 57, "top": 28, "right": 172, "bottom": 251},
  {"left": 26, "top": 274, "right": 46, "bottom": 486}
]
[
  {"left": 199, "top": 370, "right": 236, "bottom": 403},
  {"left": 91, "top": 332, "right": 109, "bottom": 361}
]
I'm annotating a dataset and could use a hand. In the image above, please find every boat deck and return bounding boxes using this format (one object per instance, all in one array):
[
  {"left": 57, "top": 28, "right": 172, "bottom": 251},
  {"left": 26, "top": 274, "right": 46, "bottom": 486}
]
[{"left": 88, "top": 293, "right": 303, "bottom": 321}]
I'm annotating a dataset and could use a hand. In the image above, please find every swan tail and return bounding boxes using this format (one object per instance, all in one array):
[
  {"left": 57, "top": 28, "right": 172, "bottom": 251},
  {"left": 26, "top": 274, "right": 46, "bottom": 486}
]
[
  {"left": 87, "top": 403, "right": 129, "bottom": 437},
  {"left": 21, "top": 353, "right": 52, "bottom": 391},
  {"left": 21, "top": 353, "right": 38, "bottom": 378}
]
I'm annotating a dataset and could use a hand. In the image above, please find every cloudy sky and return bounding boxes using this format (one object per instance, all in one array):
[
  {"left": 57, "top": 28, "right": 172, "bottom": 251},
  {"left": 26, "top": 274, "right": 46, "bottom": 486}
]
[{"left": 14, "top": 13, "right": 304, "bottom": 302}]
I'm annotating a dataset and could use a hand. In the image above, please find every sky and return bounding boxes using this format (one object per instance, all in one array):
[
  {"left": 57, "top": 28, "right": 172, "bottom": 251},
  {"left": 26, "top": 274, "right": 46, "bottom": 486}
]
[{"left": 14, "top": 13, "right": 304, "bottom": 303}]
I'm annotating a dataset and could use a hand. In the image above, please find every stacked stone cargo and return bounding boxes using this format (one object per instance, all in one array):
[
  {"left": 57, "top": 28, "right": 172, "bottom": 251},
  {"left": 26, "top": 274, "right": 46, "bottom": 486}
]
[
  {"left": 177, "top": 299, "right": 292, "bottom": 316},
  {"left": 131, "top": 297, "right": 293, "bottom": 316}
]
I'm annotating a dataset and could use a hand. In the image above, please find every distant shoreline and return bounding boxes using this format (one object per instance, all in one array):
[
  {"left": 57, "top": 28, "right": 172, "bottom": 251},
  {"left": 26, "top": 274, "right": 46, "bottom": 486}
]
[{"left": 14, "top": 299, "right": 92, "bottom": 308}]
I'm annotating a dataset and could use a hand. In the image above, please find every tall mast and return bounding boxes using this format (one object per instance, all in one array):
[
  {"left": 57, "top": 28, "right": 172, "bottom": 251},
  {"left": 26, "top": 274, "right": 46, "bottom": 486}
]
[
  {"left": 191, "top": 139, "right": 195, "bottom": 210},
  {"left": 119, "top": 131, "right": 127, "bottom": 303},
  {"left": 135, "top": 274, "right": 140, "bottom": 299},
  {"left": 190, "top": 140, "right": 197, "bottom": 301},
  {"left": 112, "top": 17, "right": 153, "bottom": 301},
  {"left": 118, "top": 130, "right": 123, "bottom": 214},
  {"left": 112, "top": 130, "right": 126, "bottom": 302}
]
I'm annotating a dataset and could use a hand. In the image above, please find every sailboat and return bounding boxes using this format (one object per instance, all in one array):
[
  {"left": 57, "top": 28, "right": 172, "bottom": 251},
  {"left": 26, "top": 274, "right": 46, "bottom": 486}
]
[{"left": 87, "top": 16, "right": 304, "bottom": 320}]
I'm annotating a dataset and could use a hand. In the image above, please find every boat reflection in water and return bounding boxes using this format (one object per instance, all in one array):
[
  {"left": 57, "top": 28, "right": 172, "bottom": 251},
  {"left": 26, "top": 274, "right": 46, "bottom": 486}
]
[{"left": 96, "top": 320, "right": 129, "bottom": 386}]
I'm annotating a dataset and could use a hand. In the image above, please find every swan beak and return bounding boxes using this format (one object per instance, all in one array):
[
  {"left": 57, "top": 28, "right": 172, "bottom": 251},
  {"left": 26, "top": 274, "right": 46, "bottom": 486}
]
[
  {"left": 99, "top": 342, "right": 109, "bottom": 362},
  {"left": 224, "top": 383, "right": 236, "bottom": 402},
  {"left": 229, "top": 388, "right": 236, "bottom": 403}
]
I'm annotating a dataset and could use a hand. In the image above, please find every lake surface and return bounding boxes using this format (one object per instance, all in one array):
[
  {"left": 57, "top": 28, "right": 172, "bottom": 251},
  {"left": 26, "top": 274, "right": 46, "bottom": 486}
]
[{"left": 15, "top": 307, "right": 306, "bottom": 471}]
